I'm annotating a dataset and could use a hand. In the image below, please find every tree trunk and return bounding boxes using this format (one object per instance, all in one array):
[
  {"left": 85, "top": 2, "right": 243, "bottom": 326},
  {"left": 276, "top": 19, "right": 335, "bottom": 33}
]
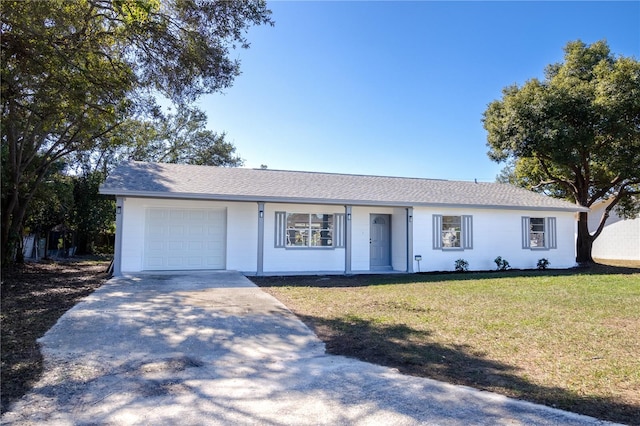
[
  {"left": 1, "top": 186, "right": 20, "bottom": 265},
  {"left": 75, "top": 232, "right": 89, "bottom": 256},
  {"left": 576, "top": 212, "right": 594, "bottom": 264},
  {"left": 1, "top": 193, "right": 20, "bottom": 265},
  {"left": 2, "top": 199, "right": 30, "bottom": 265}
]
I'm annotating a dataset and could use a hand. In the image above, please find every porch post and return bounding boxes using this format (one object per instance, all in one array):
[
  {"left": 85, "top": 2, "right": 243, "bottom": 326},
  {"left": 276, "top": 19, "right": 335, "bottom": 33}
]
[
  {"left": 257, "top": 202, "right": 265, "bottom": 276},
  {"left": 406, "top": 207, "right": 414, "bottom": 273},
  {"left": 113, "top": 196, "right": 124, "bottom": 276},
  {"left": 345, "top": 205, "right": 352, "bottom": 274}
]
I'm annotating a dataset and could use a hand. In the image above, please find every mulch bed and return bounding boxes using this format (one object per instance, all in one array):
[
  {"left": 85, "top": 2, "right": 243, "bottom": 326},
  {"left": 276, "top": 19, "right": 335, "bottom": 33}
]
[{"left": 1, "top": 259, "right": 110, "bottom": 414}]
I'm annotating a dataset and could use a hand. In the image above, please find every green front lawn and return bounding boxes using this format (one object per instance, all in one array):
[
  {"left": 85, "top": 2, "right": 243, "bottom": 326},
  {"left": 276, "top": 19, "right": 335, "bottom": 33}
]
[{"left": 252, "top": 265, "right": 640, "bottom": 424}]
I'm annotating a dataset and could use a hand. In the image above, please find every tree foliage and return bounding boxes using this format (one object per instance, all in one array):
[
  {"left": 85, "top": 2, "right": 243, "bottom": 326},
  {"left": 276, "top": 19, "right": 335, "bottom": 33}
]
[
  {"left": 1, "top": 0, "right": 272, "bottom": 263},
  {"left": 483, "top": 40, "right": 640, "bottom": 262},
  {"left": 71, "top": 170, "right": 116, "bottom": 255},
  {"left": 132, "top": 107, "right": 243, "bottom": 167},
  {"left": 83, "top": 106, "right": 244, "bottom": 172}
]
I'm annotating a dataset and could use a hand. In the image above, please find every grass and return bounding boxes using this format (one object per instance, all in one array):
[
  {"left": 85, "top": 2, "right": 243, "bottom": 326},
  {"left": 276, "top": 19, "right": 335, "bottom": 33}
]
[{"left": 252, "top": 261, "right": 640, "bottom": 425}]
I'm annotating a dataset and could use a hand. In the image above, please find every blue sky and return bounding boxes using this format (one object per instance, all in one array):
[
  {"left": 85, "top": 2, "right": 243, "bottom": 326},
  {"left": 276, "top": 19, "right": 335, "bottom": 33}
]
[{"left": 200, "top": 1, "right": 639, "bottom": 181}]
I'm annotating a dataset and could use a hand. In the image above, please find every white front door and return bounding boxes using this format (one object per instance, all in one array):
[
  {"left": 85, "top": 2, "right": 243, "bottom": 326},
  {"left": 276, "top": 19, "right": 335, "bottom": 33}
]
[{"left": 143, "top": 207, "right": 226, "bottom": 270}]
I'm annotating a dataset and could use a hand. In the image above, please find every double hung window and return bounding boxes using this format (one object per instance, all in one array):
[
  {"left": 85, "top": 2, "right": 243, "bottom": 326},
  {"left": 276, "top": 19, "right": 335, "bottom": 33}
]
[
  {"left": 275, "top": 212, "right": 345, "bottom": 248},
  {"left": 522, "top": 217, "right": 557, "bottom": 249},
  {"left": 433, "top": 215, "right": 473, "bottom": 250},
  {"left": 287, "top": 213, "right": 333, "bottom": 247}
]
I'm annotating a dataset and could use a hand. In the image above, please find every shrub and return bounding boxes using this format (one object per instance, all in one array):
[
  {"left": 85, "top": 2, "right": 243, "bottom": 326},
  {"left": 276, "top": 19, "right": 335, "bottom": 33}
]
[
  {"left": 454, "top": 259, "right": 469, "bottom": 272},
  {"left": 537, "top": 258, "right": 550, "bottom": 270},
  {"left": 494, "top": 256, "right": 510, "bottom": 271}
]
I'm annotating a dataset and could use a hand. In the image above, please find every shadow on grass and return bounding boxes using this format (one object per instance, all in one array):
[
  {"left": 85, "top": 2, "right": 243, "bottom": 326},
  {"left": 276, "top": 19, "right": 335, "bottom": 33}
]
[
  {"left": 252, "top": 262, "right": 640, "bottom": 289},
  {"left": 296, "top": 313, "right": 638, "bottom": 425}
]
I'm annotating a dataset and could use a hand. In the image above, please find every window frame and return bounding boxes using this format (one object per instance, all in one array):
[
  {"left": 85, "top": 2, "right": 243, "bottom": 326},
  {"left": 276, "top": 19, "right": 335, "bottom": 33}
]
[
  {"left": 522, "top": 216, "right": 557, "bottom": 250},
  {"left": 442, "top": 215, "right": 462, "bottom": 249},
  {"left": 433, "top": 214, "right": 473, "bottom": 251},
  {"left": 275, "top": 211, "right": 345, "bottom": 249}
]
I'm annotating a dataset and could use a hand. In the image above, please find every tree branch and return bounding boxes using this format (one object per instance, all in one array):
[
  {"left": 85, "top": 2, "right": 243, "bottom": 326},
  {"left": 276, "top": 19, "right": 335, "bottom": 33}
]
[
  {"left": 536, "top": 156, "right": 578, "bottom": 197},
  {"left": 587, "top": 175, "right": 623, "bottom": 207},
  {"left": 590, "top": 188, "right": 627, "bottom": 240}
]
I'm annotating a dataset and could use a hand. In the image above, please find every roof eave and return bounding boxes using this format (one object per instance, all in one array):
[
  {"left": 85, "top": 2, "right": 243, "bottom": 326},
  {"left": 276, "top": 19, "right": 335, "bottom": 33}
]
[{"left": 99, "top": 188, "right": 588, "bottom": 213}]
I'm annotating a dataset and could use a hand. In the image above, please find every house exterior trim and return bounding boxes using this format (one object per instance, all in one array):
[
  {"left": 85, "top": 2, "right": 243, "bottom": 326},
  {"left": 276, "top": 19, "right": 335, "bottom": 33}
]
[
  {"left": 345, "top": 205, "right": 352, "bottom": 274},
  {"left": 99, "top": 190, "right": 587, "bottom": 213},
  {"left": 257, "top": 202, "right": 265, "bottom": 276},
  {"left": 113, "top": 196, "right": 124, "bottom": 276}
]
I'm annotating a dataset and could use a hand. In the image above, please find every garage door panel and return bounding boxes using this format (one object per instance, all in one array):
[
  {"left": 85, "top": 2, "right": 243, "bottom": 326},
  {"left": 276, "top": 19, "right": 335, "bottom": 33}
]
[
  {"left": 168, "top": 224, "right": 185, "bottom": 235},
  {"left": 145, "top": 256, "right": 165, "bottom": 268},
  {"left": 146, "top": 239, "right": 164, "bottom": 249},
  {"left": 188, "top": 225, "right": 204, "bottom": 235},
  {"left": 167, "top": 241, "right": 185, "bottom": 251},
  {"left": 169, "top": 210, "right": 184, "bottom": 220},
  {"left": 204, "top": 256, "right": 223, "bottom": 267},
  {"left": 187, "top": 241, "right": 204, "bottom": 250},
  {"left": 148, "top": 209, "right": 167, "bottom": 220},
  {"left": 189, "top": 210, "right": 206, "bottom": 220},
  {"left": 167, "top": 257, "right": 186, "bottom": 267},
  {"left": 144, "top": 207, "right": 226, "bottom": 270},
  {"left": 187, "top": 257, "right": 205, "bottom": 267}
]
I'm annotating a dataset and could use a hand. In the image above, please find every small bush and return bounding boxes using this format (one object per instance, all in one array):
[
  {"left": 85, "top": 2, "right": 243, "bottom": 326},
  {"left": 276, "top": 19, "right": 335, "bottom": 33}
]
[
  {"left": 537, "top": 258, "right": 550, "bottom": 270},
  {"left": 454, "top": 259, "right": 469, "bottom": 272},
  {"left": 494, "top": 256, "right": 510, "bottom": 271}
]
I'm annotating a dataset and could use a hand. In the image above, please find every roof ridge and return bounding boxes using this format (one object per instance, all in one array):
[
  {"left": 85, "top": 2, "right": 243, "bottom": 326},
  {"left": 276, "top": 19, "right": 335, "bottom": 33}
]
[
  {"left": 250, "top": 167, "right": 453, "bottom": 182},
  {"left": 131, "top": 161, "right": 466, "bottom": 183}
]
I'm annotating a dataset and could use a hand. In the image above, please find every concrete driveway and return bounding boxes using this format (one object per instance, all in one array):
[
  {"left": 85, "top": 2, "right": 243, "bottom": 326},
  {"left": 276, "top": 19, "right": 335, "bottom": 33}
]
[{"left": 2, "top": 272, "right": 616, "bottom": 425}]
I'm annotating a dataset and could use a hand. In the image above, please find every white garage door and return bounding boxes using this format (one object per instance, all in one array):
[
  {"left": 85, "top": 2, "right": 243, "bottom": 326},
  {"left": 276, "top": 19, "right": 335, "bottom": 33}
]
[{"left": 143, "top": 207, "right": 226, "bottom": 270}]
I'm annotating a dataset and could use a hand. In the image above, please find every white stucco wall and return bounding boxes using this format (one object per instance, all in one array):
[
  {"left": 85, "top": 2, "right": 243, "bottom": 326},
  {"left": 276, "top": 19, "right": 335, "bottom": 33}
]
[
  {"left": 118, "top": 197, "right": 578, "bottom": 274},
  {"left": 589, "top": 201, "right": 640, "bottom": 260},
  {"left": 119, "top": 197, "right": 257, "bottom": 273},
  {"left": 411, "top": 207, "right": 577, "bottom": 272}
]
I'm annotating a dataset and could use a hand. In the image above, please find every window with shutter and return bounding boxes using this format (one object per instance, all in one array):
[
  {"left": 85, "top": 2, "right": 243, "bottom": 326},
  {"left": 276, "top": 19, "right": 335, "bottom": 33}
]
[
  {"left": 433, "top": 214, "right": 473, "bottom": 250},
  {"left": 522, "top": 216, "right": 557, "bottom": 250}
]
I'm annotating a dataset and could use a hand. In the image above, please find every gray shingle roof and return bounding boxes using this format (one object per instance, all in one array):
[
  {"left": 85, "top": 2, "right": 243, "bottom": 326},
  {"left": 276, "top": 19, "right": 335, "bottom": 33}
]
[{"left": 99, "top": 161, "right": 586, "bottom": 212}]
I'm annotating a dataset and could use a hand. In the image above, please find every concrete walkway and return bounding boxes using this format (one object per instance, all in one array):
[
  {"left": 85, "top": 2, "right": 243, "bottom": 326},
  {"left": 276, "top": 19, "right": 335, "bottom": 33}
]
[{"left": 2, "top": 272, "right": 616, "bottom": 425}]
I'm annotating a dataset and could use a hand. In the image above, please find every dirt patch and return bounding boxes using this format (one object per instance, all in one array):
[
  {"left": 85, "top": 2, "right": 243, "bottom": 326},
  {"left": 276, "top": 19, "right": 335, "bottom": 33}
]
[{"left": 0, "top": 259, "right": 110, "bottom": 413}]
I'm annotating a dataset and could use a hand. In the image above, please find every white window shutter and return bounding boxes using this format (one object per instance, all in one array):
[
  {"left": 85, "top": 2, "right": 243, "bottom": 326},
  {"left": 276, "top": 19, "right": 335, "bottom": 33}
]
[
  {"left": 274, "top": 211, "right": 286, "bottom": 248},
  {"left": 522, "top": 217, "right": 531, "bottom": 249},
  {"left": 547, "top": 217, "right": 557, "bottom": 249},
  {"left": 433, "top": 215, "right": 443, "bottom": 249},
  {"left": 462, "top": 215, "right": 473, "bottom": 249}
]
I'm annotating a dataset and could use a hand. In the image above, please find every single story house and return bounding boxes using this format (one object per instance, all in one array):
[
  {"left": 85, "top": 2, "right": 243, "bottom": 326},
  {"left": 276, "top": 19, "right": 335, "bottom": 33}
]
[
  {"left": 99, "top": 161, "right": 587, "bottom": 276},
  {"left": 589, "top": 198, "right": 640, "bottom": 261}
]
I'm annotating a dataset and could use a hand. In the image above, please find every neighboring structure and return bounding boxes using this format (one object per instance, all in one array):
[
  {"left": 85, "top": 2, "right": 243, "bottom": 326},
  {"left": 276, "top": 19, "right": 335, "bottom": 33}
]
[
  {"left": 589, "top": 199, "right": 640, "bottom": 261},
  {"left": 99, "top": 162, "right": 587, "bottom": 276}
]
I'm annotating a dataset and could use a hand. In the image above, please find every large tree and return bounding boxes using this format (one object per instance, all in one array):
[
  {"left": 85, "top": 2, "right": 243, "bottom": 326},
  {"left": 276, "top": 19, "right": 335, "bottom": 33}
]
[
  {"left": 483, "top": 40, "right": 640, "bottom": 263},
  {"left": 1, "top": 0, "right": 272, "bottom": 263},
  {"left": 81, "top": 106, "right": 244, "bottom": 173}
]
